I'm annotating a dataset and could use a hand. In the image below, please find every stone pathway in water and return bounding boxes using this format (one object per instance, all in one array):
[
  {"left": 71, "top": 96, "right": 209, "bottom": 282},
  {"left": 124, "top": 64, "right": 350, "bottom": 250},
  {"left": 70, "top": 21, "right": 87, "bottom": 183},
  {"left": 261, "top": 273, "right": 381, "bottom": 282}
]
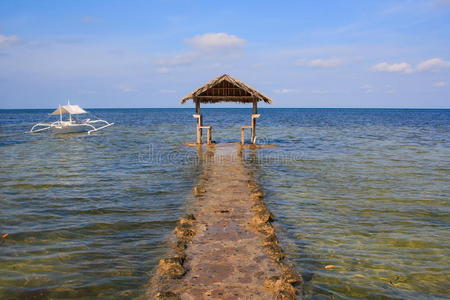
[{"left": 149, "top": 144, "right": 302, "bottom": 300}]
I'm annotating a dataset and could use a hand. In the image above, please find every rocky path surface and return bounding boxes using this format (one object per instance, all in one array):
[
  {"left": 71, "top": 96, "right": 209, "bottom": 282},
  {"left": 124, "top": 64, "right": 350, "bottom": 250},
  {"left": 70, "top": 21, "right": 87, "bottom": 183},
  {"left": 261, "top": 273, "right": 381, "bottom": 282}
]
[{"left": 150, "top": 144, "right": 301, "bottom": 300}]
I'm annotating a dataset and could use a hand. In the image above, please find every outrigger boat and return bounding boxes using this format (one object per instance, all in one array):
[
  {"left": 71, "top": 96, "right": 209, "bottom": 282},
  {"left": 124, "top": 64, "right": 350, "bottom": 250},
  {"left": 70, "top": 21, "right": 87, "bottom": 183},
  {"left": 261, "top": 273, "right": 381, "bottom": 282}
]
[{"left": 30, "top": 102, "right": 114, "bottom": 135}]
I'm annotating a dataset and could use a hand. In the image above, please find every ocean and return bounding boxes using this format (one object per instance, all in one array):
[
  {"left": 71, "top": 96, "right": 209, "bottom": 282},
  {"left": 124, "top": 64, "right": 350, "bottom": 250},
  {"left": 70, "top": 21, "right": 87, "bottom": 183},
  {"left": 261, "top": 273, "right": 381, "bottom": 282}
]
[{"left": 0, "top": 108, "right": 449, "bottom": 299}]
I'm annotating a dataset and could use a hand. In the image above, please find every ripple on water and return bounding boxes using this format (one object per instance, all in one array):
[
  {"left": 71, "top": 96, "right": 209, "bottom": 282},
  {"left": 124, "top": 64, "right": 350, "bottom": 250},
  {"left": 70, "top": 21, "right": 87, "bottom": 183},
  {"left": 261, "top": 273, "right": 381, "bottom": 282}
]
[
  {"left": 254, "top": 110, "right": 449, "bottom": 299},
  {"left": 1, "top": 108, "right": 450, "bottom": 299}
]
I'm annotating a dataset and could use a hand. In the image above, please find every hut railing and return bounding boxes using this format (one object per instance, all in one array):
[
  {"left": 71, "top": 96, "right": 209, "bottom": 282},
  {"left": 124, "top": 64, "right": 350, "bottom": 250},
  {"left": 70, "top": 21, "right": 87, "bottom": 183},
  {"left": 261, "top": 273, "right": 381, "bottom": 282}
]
[
  {"left": 193, "top": 114, "right": 212, "bottom": 144},
  {"left": 241, "top": 114, "right": 260, "bottom": 144}
]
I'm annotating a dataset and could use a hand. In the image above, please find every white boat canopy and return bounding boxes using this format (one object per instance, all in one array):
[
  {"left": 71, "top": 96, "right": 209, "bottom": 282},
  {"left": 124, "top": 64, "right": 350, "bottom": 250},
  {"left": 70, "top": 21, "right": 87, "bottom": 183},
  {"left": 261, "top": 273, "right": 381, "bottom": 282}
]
[{"left": 50, "top": 104, "right": 87, "bottom": 115}]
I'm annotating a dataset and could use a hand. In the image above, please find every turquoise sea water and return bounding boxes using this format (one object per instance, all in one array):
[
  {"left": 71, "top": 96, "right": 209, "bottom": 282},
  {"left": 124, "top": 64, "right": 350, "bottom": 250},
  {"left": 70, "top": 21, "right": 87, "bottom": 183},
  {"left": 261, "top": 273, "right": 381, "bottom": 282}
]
[{"left": 1, "top": 108, "right": 449, "bottom": 299}]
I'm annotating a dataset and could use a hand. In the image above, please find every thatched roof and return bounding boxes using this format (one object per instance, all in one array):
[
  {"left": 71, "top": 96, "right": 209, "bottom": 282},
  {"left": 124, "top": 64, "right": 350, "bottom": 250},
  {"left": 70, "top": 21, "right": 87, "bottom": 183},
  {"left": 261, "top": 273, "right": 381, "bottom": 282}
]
[{"left": 180, "top": 74, "right": 273, "bottom": 104}]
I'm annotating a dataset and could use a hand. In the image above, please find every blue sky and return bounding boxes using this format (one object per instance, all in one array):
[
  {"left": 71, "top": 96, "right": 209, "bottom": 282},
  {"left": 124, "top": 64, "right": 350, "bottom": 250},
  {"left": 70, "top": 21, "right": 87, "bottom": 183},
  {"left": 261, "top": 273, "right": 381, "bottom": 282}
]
[{"left": 0, "top": 0, "right": 449, "bottom": 108}]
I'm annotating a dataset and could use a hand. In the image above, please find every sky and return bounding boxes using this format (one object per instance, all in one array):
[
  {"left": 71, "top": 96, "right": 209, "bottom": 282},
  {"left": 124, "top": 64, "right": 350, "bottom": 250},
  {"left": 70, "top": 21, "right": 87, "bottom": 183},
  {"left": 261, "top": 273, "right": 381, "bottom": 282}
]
[{"left": 0, "top": 0, "right": 449, "bottom": 109}]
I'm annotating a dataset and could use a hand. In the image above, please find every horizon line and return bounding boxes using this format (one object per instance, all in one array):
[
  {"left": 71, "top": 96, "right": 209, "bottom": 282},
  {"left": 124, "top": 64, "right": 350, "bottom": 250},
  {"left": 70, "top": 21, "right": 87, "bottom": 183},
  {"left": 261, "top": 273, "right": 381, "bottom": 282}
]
[{"left": 0, "top": 107, "right": 449, "bottom": 110}]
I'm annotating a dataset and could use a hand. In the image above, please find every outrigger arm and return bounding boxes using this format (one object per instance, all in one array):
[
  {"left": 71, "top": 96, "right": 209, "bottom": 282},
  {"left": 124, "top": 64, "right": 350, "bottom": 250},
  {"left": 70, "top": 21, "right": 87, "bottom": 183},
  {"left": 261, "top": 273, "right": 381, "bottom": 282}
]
[
  {"left": 29, "top": 123, "right": 52, "bottom": 133},
  {"left": 87, "top": 120, "right": 114, "bottom": 135}
]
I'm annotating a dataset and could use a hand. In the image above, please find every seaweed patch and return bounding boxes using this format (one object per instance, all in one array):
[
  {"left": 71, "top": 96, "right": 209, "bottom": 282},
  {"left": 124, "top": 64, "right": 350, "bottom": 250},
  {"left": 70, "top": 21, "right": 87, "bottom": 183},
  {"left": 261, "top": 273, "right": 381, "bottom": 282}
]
[
  {"left": 150, "top": 214, "right": 198, "bottom": 299},
  {"left": 247, "top": 177, "right": 302, "bottom": 298}
]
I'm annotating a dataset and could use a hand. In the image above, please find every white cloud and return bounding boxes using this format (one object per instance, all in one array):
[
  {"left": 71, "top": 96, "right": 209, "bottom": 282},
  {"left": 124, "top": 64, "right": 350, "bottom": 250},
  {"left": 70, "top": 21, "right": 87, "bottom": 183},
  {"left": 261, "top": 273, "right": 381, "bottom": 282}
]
[
  {"left": 296, "top": 58, "right": 345, "bottom": 68},
  {"left": 117, "top": 84, "right": 137, "bottom": 93},
  {"left": 372, "top": 58, "right": 450, "bottom": 74},
  {"left": 274, "top": 88, "right": 296, "bottom": 94},
  {"left": 0, "top": 35, "right": 19, "bottom": 48},
  {"left": 186, "top": 33, "right": 245, "bottom": 52},
  {"left": 372, "top": 62, "right": 413, "bottom": 74},
  {"left": 433, "top": 81, "right": 447, "bottom": 87},
  {"left": 416, "top": 58, "right": 450, "bottom": 71},
  {"left": 154, "top": 33, "right": 245, "bottom": 70}
]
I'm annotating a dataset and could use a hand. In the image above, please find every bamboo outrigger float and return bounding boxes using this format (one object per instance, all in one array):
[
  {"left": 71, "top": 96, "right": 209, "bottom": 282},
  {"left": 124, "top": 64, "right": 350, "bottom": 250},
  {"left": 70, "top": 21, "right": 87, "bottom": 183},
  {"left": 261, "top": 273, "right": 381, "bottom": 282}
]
[{"left": 181, "top": 74, "right": 273, "bottom": 144}]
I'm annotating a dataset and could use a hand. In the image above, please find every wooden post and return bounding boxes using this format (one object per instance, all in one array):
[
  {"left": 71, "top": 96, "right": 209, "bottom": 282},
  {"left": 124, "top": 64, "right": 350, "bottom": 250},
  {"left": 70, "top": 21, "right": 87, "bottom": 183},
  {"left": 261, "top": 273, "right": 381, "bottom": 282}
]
[
  {"left": 251, "top": 117, "right": 256, "bottom": 144},
  {"left": 198, "top": 115, "right": 203, "bottom": 144},
  {"left": 207, "top": 127, "right": 212, "bottom": 144},
  {"left": 251, "top": 101, "right": 257, "bottom": 144},
  {"left": 195, "top": 99, "right": 200, "bottom": 114},
  {"left": 195, "top": 99, "right": 202, "bottom": 144},
  {"left": 241, "top": 127, "right": 245, "bottom": 145},
  {"left": 194, "top": 114, "right": 201, "bottom": 144}
]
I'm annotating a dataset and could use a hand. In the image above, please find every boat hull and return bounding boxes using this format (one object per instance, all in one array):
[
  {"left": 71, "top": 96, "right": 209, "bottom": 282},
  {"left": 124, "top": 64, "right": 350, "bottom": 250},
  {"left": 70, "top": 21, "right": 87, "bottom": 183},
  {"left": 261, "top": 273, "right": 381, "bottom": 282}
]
[{"left": 51, "top": 124, "right": 90, "bottom": 134}]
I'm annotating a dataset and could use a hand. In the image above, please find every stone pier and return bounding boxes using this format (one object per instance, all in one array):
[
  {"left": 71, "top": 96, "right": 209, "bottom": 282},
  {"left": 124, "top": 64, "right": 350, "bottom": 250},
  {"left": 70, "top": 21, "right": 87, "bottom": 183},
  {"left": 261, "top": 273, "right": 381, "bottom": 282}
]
[{"left": 149, "top": 144, "right": 302, "bottom": 300}]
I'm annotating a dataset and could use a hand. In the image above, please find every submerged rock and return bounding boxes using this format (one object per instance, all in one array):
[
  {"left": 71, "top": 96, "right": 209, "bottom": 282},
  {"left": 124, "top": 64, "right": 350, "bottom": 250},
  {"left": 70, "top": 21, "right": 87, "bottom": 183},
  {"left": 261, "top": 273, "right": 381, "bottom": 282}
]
[
  {"left": 264, "top": 233, "right": 279, "bottom": 245},
  {"left": 157, "top": 257, "right": 185, "bottom": 278},
  {"left": 280, "top": 264, "right": 303, "bottom": 285},
  {"left": 265, "top": 244, "right": 285, "bottom": 262},
  {"left": 175, "top": 239, "right": 187, "bottom": 251},
  {"left": 173, "top": 251, "right": 186, "bottom": 265},
  {"left": 251, "top": 202, "right": 275, "bottom": 226},
  {"left": 174, "top": 214, "right": 197, "bottom": 242},
  {"left": 184, "top": 214, "right": 196, "bottom": 221},
  {"left": 254, "top": 210, "right": 274, "bottom": 224},
  {"left": 264, "top": 276, "right": 297, "bottom": 299},
  {"left": 155, "top": 291, "right": 181, "bottom": 300},
  {"left": 276, "top": 289, "right": 298, "bottom": 300},
  {"left": 192, "top": 185, "right": 206, "bottom": 196},
  {"left": 255, "top": 222, "right": 276, "bottom": 236},
  {"left": 250, "top": 190, "right": 264, "bottom": 200}
]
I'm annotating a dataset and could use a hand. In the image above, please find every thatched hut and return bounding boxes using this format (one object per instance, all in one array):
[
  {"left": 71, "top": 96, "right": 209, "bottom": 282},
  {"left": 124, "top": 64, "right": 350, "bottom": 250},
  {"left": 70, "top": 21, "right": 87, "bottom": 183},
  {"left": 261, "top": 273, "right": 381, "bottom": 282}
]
[{"left": 181, "top": 74, "right": 273, "bottom": 144}]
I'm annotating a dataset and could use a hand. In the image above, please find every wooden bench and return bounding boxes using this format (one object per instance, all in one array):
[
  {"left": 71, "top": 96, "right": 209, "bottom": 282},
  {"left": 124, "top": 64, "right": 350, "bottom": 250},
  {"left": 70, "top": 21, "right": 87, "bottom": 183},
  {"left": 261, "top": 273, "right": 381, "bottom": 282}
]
[
  {"left": 199, "top": 125, "right": 212, "bottom": 144},
  {"left": 241, "top": 114, "right": 260, "bottom": 144},
  {"left": 193, "top": 114, "right": 213, "bottom": 144}
]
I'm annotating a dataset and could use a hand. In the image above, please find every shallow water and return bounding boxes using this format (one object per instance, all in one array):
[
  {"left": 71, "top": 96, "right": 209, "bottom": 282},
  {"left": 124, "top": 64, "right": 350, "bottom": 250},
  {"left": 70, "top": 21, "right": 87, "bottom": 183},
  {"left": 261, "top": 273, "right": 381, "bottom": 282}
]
[{"left": 1, "top": 108, "right": 449, "bottom": 299}]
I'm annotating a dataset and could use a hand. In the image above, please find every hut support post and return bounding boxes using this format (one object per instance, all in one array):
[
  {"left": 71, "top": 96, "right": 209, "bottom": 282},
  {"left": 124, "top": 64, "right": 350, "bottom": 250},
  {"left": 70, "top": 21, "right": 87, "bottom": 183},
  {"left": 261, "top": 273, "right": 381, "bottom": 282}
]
[
  {"left": 251, "top": 101, "right": 257, "bottom": 144},
  {"left": 195, "top": 100, "right": 202, "bottom": 144},
  {"left": 207, "top": 127, "right": 212, "bottom": 144}
]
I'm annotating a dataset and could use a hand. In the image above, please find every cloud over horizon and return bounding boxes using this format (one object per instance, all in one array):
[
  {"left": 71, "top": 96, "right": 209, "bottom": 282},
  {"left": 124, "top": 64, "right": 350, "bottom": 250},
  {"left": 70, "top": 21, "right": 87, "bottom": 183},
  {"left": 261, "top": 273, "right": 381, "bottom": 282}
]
[
  {"left": 296, "top": 58, "right": 346, "bottom": 68},
  {"left": 154, "top": 32, "right": 246, "bottom": 73},
  {"left": 433, "top": 81, "right": 447, "bottom": 87},
  {"left": 416, "top": 58, "right": 450, "bottom": 71},
  {"left": 372, "top": 58, "right": 450, "bottom": 74},
  {"left": 0, "top": 34, "right": 19, "bottom": 48},
  {"left": 186, "top": 33, "right": 245, "bottom": 52},
  {"left": 372, "top": 62, "right": 414, "bottom": 74},
  {"left": 274, "top": 88, "right": 297, "bottom": 94}
]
